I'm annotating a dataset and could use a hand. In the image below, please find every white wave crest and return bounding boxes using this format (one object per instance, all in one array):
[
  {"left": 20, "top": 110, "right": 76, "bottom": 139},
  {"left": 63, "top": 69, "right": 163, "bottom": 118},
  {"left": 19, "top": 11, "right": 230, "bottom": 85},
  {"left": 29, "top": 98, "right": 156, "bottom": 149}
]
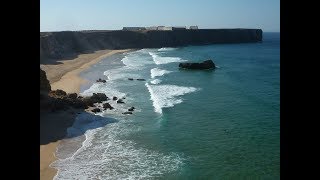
[
  {"left": 121, "top": 55, "right": 153, "bottom": 68},
  {"left": 81, "top": 82, "right": 126, "bottom": 98},
  {"left": 150, "top": 79, "right": 162, "bottom": 84},
  {"left": 150, "top": 67, "right": 172, "bottom": 78},
  {"left": 148, "top": 52, "right": 186, "bottom": 65},
  {"left": 103, "top": 67, "right": 142, "bottom": 80},
  {"left": 158, "top": 47, "right": 177, "bottom": 51},
  {"left": 145, "top": 83, "right": 199, "bottom": 114}
]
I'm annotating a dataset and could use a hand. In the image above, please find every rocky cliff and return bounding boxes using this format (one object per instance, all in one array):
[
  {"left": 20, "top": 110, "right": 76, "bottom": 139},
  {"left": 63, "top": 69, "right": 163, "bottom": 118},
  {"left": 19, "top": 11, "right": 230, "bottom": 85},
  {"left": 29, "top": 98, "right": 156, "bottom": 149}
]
[
  {"left": 40, "top": 29, "right": 262, "bottom": 61},
  {"left": 40, "top": 68, "right": 51, "bottom": 92}
]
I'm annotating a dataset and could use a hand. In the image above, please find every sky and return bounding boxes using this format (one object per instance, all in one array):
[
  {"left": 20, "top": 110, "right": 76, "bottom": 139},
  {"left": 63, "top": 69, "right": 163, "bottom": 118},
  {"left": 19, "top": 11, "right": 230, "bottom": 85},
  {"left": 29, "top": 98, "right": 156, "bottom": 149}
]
[{"left": 40, "top": 0, "right": 280, "bottom": 32}]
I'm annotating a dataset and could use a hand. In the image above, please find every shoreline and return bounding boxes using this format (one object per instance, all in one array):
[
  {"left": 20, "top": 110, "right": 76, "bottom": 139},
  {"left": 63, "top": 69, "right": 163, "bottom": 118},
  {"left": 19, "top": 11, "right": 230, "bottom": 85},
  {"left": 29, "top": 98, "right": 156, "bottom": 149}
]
[
  {"left": 41, "top": 49, "right": 132, "bottom": 93},
  {"left": 40, "top": 49, "right": 131, "bottom": 180}
]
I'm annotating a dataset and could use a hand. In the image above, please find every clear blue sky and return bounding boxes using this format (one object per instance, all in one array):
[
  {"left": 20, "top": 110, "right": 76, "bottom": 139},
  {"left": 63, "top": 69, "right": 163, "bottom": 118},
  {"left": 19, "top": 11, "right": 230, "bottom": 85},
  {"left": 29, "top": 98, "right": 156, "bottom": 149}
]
[{"left": 40, "top": 0, "right": 279, "bottom": 32}]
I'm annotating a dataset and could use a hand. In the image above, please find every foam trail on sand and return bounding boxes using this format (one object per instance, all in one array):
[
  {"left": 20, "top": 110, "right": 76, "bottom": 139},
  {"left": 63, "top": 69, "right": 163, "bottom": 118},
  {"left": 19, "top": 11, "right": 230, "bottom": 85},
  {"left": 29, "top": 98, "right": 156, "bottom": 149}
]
[{"left": 51, "top": 113, "right": 185, "bottom": 180}]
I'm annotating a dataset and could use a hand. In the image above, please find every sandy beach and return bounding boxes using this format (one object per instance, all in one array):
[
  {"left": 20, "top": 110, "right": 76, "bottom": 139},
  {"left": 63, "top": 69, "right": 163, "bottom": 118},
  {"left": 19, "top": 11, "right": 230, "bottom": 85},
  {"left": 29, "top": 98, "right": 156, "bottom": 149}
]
[
  {"left": 40, "top": 141, "right": 60, "bottom": 180},
  {"left": 41, "top": 49, "right": 130, "bottom": 93},
  {"left": 40, "top": 49, "right": 130, "bottom": 179}
]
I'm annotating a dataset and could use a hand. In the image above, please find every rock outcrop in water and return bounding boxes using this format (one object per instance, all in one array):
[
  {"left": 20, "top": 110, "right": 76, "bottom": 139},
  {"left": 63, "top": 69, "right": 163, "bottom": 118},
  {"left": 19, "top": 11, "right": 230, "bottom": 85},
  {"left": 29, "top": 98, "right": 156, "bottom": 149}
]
[
  {"left": 179, "top": 60, "right": 216, "bottom": 70},
  {"left": 96, "top": 78, "right": 106, "bottom": 83},
  {"left": 40, "top": 29, "right": 262, "bottom": 61},
  {"left": 40, "top": 69, "right": 133, "bottom": 113},
  {"left": 117, "top": 99, "right": 125, "bottom": 104},
  {"left": 103, "top": 103, "right": 114, "bottom": 110}
]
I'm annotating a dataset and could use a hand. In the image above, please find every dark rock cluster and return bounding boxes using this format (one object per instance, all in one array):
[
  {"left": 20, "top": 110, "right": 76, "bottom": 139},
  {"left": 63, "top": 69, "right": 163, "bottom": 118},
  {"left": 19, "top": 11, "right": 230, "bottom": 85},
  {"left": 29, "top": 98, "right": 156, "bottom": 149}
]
[
  {"left": 128, "top": 78, "right": 146, "bottom": 81},
  {"left": 40, "top": 68, "right": 136, "bottom": 115},
  {"left": 96, "top": 78, "right": 106, "bottom": 83}
]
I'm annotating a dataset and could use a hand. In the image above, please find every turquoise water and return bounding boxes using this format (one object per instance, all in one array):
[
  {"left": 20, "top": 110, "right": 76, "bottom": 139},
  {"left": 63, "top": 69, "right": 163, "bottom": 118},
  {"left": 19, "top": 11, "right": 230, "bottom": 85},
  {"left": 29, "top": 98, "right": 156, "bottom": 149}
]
[{"left": 52, "top": 33, "right": 280, "bottom": 179}]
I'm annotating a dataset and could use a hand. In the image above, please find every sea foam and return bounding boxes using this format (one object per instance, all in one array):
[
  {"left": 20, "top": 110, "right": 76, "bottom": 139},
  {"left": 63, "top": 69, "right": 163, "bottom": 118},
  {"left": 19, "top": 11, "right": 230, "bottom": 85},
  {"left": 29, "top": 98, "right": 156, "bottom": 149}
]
[
  {"left": 150, "top": 79, "right": 162, "bottom": 84},
  {"left": 81, "top": 82, "right": 126, "bottom": 98},
  {"left": 145, "top": 83, "right": 199, "bottom": 114},
  {"left": 150, "top": 67, "right": 172, "bottom": 78},
  {"left": 103, "top": 67, "right": 142, "bottom": 80},
  {"left": 121, "top": 55, "right": 153, "bottom": 68},
  {"left": 51, "top": 113, "right": 185, "bottom": 180},
  {"left": 148, "top": 52, "right": 186, "bottom": 65},
  {"left": 158, "top": 47, "right": 177, "bottom": 51}
]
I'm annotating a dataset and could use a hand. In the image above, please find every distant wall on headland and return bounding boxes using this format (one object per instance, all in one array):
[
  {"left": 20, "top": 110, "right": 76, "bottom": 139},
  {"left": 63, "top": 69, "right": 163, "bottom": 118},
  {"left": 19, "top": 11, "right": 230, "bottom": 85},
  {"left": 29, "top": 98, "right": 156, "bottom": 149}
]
[{"left": 40, "top": 29, "right": 262, "bottom": 60}]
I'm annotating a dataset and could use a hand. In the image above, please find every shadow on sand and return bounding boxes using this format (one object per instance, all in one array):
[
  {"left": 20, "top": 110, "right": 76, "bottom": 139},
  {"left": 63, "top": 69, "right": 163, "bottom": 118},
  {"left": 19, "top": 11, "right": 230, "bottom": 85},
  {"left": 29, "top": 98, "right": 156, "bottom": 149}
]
[
  {"left": 40, "top": 50, "right": 96, "bottom": 65},
  {"left": 40, "top": 110, "right": 117, "bottom": 145}
]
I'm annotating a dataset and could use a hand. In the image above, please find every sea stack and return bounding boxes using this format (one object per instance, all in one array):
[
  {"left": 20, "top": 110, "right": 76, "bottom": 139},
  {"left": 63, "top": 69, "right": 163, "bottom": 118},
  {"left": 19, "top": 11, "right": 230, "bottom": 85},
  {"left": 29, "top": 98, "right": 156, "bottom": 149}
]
[{"left": 179, "top": 60, "right": 216, "bottom": 70}]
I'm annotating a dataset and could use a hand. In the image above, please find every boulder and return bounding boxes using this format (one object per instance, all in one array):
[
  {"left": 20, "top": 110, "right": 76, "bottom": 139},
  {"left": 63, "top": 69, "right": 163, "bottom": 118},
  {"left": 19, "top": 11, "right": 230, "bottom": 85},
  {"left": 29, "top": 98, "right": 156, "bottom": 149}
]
[
  {"left": 128, "top": 107, "right": 135, "bottom": 111},
  {"left": 117, "top": 99, "right": 125, "bottom": 104},
  {"left": 122, "top": 112, "right": 132, "bottom": 115},
  {"left": 179, "top": 60, "right": 216, "bottom": 70},
  {"left": 103, "top": 103, "right": 114, "bottom": 110},
  {"left": 62, "top": 98, "right": 87, "bottom": 109},
  {"left": 82, "top": 97, "right": 95, "bottom": 107},
  {"left": 49, "top": 89, "right": 67, "bottom": 97},
  {"left": 91, "top": 108, "right": 101, "bottom": 113},
  {"left": 96, "top": 78, "right": 106, "bottom": 83},
  {"left": 91, "top": 93, "right": 108, "bottom": 103},
  {"left": 81, "top": 93, "right": 108, "bottom": 106},
  {"left": 68, "top": 93, "right": 77, "bottom": 99},
  {"left": 113, "top": 96, "right": 118, "bottom": 100},
  {"left": 71, "top": 99, "right": 87, "bottom": 109}
]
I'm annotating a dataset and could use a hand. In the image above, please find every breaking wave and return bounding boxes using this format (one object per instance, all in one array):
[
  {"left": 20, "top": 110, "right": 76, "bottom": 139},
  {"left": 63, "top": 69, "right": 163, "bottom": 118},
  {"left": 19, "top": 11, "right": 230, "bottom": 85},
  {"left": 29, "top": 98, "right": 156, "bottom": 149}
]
[
  {"left": 150, "top": 67, "right": 172, "bottom": 78},
  {"left": 158, "top": 47, "right": 177, "bottom": 51},
  {"left": 145, "top": 83, "right": 199, "bottom": 114},
  {"left": 149, "top": 52, "right": 186, "bottom": 65}
]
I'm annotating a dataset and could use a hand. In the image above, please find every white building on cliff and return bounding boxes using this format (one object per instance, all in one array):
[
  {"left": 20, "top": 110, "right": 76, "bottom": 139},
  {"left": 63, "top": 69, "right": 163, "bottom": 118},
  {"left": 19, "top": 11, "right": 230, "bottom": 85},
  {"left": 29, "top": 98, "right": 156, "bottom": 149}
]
[{"left": 189, "top": 26, "right": 198, "bottom": 30}]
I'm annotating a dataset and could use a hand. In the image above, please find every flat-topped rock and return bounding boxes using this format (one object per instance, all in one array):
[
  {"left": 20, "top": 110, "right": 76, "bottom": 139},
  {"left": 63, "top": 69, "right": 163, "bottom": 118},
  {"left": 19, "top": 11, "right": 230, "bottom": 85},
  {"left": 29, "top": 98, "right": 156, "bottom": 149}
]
[{"left": 179, "top": 60, "right": 216, "bottom": 70}]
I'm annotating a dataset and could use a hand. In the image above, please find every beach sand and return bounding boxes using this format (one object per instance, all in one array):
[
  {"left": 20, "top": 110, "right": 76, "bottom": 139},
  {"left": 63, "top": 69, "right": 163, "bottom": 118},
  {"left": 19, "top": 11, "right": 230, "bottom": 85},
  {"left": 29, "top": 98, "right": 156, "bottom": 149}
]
[
  {"left": 41, "top": 49, "right": 130, "bottom": 93},
  {"left": 40, "top": 142, "right": 59, "bottom": 180},
  {"left": 40, "top": 49, "right": 130, "bottom": 179},
  {"left": 40, "top": 108, "right": 78, "bottom": 180}
]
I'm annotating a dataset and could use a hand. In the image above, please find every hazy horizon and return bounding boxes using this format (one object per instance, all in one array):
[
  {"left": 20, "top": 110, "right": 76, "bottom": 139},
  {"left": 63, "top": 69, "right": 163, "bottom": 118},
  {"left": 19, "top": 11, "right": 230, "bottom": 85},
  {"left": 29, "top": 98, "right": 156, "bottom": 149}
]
[{"left": 40, "top": 0, "right": 280, "bottom": 32}]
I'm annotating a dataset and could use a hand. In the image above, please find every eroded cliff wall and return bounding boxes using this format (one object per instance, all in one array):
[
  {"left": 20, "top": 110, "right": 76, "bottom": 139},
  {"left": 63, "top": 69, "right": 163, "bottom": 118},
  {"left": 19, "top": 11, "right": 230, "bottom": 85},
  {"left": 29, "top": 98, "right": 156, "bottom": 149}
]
[{"left": 40, "top": 29, "right": 262, "bottom": 61}]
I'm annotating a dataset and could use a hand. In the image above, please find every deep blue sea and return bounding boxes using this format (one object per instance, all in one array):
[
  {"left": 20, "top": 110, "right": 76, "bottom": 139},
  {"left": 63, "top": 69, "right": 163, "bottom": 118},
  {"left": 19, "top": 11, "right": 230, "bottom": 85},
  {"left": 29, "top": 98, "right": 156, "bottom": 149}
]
[{"left": 52, "top": 32, "right": 280, "bottom": 179}]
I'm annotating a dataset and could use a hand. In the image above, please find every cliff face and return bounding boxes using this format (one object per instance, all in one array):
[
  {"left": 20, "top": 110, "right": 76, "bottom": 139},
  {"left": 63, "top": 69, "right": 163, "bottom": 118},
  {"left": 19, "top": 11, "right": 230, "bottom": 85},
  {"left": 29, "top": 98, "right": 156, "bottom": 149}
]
[
  {"left": 40, "top": 29, "right": 262, "bottom": 61},
  {"left": 40, "top": 68, "right": 51, "bottom": 92}
]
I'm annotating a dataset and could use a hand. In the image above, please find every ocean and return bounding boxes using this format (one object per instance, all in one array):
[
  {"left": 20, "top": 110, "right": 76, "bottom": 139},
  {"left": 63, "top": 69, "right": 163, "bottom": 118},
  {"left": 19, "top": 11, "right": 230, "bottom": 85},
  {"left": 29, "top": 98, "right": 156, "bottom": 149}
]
[{"left": 51, "top": 32, "right": 280, "bottom": 179}]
